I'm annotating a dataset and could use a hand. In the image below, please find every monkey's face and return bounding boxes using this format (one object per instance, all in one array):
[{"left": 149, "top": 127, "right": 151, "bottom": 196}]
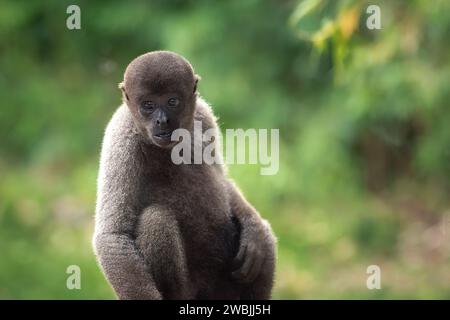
[
  {"left": 120, "top": 51, "right": 199, "bottom": 148},
  {"left": 132, "top": 90, "right": 195, "bottom": 148}
]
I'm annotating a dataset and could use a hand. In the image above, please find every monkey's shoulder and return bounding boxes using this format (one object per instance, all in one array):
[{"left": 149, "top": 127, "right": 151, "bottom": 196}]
[
  {"left": 194, "top": 97, "right": 219, "bottom": 130},
  {"left": 105, "top": 104, "right": 137, "bottom": 136}
]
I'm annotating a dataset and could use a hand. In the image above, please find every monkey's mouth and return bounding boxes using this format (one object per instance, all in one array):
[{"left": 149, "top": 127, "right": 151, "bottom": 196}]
[{"left": 153, "top": 130, "right": 173, "bottom": 141}]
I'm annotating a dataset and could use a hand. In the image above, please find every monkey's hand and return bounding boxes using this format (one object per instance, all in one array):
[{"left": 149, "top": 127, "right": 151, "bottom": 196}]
[{"left": 232, "top": 217, "right": 276, "bottom": 284}]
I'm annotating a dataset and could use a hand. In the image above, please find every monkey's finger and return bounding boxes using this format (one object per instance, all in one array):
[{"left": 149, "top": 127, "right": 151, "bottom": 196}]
[
  {"left": 232, "top": 243, "right": 247, "bottom": 270},
  {"left": 232, "top": 246, "right": 256, "bottom": 283},
  {"left": 232, "top": 256, "right": 255, "bottom": 283},
  {"left": 246, "top": 254, "right": 264, "bottom": 283}
]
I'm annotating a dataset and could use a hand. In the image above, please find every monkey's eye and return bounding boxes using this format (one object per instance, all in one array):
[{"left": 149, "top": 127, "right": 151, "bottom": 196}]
[
  {"left": 168, "top": 98, "right": 179, "bottom": 107},
  {"left": 141, "top": 101, "right": 156, "bottom": 113}
]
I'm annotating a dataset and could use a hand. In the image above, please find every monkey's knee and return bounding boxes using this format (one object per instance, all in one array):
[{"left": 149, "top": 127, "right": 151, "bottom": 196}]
[{"left": 135, "top": 206, "right": 191, "bottom": 299}]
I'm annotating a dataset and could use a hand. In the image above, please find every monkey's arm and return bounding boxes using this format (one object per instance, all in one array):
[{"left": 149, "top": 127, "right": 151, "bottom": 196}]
[
  {"left": 93, "top": 108, "right": 161, "bottom": 300},
  {"left": 197, "top": 99, "right": 276, "bottom": 283},
  {"left": 227, "top": 180, "right": 277, "bottom": 284}
]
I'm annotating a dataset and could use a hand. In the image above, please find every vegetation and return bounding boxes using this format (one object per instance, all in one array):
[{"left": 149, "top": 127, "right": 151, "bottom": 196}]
[{"left": 0, "top": 0, "right": 449, "bottom": 299}]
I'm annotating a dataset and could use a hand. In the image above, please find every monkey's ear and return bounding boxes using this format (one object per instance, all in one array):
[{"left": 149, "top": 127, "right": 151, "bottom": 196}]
[
  {"left": 193, "top": 74, "right": 201, "bottom": 93},
  {"left": 118, "top": 82, "right": 129, "bottom": 101}
]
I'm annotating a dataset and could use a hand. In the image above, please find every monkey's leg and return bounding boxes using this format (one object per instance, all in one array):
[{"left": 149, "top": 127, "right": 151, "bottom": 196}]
[
  {"left": 240, "top": 238, "right": 276, "bottom": 300},
  {"left": 135, "top": 206, "right": 192, "bottom": 299}
]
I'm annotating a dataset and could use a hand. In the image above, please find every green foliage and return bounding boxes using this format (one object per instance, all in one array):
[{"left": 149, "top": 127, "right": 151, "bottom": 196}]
[{"left": 0, "top": 0, "right": 449, "bottom": 299}]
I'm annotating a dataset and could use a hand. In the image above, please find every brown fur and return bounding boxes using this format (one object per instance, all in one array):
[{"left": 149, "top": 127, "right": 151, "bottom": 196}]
[{"left": 93, "top": 51, "right": 276, "bottom": 299}]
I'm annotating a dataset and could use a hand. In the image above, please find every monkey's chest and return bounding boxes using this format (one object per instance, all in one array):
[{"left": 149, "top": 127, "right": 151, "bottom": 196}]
[
  {"left": 148, "top": 165, "right": 239, "bottom": 276},
  {"left": 176, "top": 174, "right": 238, "bottom": 263}
]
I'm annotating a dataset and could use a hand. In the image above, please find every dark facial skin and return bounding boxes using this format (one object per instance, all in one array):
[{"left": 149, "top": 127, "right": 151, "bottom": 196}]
[
  {"left": 136, "top": 92, "right": 183, "bottom": 147},
  {"left": 119, "top": 51, "right": 199, "bottom": 148}
]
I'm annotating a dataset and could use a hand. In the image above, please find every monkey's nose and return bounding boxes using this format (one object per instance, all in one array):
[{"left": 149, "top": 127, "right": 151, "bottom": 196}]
[
  {"left": 156, "top": 119, "right": 169, "bottom": 125},
  {"left": 156, "top": 114, "right": 170, "bottom": 126}
]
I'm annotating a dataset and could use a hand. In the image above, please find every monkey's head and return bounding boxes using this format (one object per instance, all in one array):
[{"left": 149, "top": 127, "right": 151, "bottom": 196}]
[{"left": 120, "top": 51, "right": 200, "bottom": 148}]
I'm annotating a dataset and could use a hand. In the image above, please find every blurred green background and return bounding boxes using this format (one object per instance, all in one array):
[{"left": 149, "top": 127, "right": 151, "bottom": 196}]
[{"left": 0, "top": 0, "right": 449, "bottom": 299}]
